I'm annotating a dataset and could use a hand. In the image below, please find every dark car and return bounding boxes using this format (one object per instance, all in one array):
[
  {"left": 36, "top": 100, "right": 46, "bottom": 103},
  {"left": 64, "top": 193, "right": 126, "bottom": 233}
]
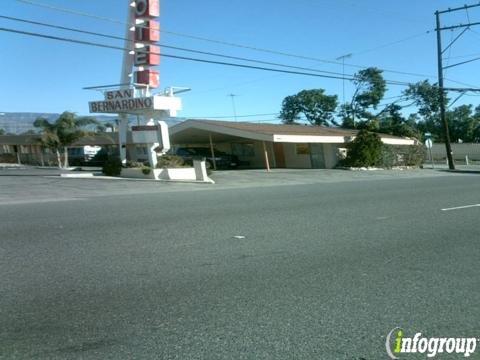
[{"left": 172, "top": 147, "right": 239, "bottom": 169}]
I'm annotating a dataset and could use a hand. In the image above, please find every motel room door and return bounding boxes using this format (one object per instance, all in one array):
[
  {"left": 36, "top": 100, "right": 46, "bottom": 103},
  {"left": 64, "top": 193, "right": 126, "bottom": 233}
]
[
  {"left": 310, "top": 144, "right": 326, "bottom": 169},
  {"left": 273, "top": 143, "right": 286, "bottom": 168}
]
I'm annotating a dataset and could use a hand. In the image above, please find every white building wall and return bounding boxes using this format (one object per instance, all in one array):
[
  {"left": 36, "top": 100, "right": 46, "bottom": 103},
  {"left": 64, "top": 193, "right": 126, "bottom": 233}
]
[
  {"left": 324, "top": 144, "right": 341, "bottom": 169},
  {"left": 283, "top": 143, "right": 312, "bottom": 168}
]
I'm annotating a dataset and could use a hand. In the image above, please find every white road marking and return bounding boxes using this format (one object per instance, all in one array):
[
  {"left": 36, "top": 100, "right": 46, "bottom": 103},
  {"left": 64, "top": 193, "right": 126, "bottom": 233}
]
[
  {"left": 441, "top": 204, "right": 480, "bottom": 211},
  {"left": 233, "top": 236, "right": 246, "bottom": 239}
]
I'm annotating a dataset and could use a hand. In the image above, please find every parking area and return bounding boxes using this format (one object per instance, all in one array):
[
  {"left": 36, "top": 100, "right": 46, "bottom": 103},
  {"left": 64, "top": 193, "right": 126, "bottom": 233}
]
[{"left": 0, "top": 166, "right": 464, "bottom": 206}]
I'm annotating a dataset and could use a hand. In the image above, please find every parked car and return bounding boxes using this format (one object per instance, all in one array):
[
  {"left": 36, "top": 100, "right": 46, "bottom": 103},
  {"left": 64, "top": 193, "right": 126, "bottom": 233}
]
[{"left": 171, "top": 147, "right": 239, "bottom": 169}]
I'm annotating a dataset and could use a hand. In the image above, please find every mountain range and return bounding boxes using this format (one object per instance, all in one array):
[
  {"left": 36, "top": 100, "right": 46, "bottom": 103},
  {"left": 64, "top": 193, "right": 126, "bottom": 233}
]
[{"left": 0, "top": 113, "right": 183, "bottom": 134}]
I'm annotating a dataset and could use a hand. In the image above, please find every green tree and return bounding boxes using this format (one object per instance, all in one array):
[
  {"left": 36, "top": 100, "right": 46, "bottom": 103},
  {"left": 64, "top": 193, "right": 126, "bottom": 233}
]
[
  {"left": 403, "top": 80, "right": 448, "bottom": 141},
  {"left": 377, "top": 104, "right": 420, "bottom": 138},
  {"left": 0, "top": 128, "right": 5, "bottom": 135},
  {"left": 279, "top": 95, "right": 302, "bottom": 124},
  {"left": 340, "top": 67, "right": 387, "bottom": 128},
  {"left": 446, "top": 105, "right": 480, "bottom": 143},
  {"left": 34, "top": 112, "right": 97, "bottom": 168},
  {"left": 95, "top": 122, "right": 115, "bottom": 133},
  {"left": 404, "top": 80, "right": 443, "bottom": 118},
  {"left": 280, "top": 89, "right": 338, "bottom": 126},
  {"left": 21, "top": 129, "right": 37, "bottom": 135},
  {"left": 472, "top": 106, "right": 480, "bottom": 142}
]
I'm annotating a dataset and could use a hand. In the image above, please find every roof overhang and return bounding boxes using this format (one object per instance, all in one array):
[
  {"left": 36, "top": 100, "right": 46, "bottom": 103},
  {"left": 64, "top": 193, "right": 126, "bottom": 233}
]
[
  {"left": 169, "top": 120, "right": 417, "bottom": 146},
  {"left": 170, "top": 121, "right": 273, "bottom": 143}
]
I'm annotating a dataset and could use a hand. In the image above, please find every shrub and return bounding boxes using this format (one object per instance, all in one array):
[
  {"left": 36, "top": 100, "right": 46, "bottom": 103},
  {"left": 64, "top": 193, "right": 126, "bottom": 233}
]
[
  {"left": 125, "top": 160, "right": 145, "bottom": 168},
  {"left": 401, "top": 144, "right": 424, "bottom": 166},
  {"left": 102, "top": 157, "right": 122, "bottom": 176},
  {"left": 381, "top": 144, "right": 424, "bottom": 167},
  {"left": 343, "top": 130, "right": 383, "bottom": 167},
  {"left": 141, "top": 166, "right": 151, "bottom": 175},
  {"left": 87, "top": 148, "right": 114, "bottom": 167},
  {"left": 156, "top": 155, "right": 185, "bottom": 168},
  {"left": 380, "top": 145, "right": 396, "bottom": 168}
]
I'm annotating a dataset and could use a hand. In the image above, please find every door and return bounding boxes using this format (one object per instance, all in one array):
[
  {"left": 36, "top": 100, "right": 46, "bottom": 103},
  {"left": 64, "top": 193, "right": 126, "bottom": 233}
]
[
  {"left": 310, "top": 144, "right": 326, "bottom": 168},
  {"left": 273, "top": 143, "right": 286, "bottom": 168}
]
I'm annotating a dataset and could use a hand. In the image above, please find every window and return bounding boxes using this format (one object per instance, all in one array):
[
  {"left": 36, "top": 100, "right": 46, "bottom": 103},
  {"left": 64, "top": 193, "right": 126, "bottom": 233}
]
[
  {"left": 232, "top": 143, "right": 255, "bottom": 157},
  {"left": 136, "top": 146, "right": 147, "bottom": 155},
  {"left": 296, "top": 144, "right": 310, "bottom": 155}
]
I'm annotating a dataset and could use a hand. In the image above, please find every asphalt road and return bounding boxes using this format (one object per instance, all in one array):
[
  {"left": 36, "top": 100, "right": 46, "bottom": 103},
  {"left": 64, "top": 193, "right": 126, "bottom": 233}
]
[{"left": 1, "top": 171, "right": 480, "bottom": 359}]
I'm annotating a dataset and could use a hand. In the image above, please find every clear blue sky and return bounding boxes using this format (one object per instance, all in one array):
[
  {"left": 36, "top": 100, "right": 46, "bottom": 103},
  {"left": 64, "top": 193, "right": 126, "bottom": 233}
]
[{"left": 1, "top": 0, "right": 480, "bottom": 122}]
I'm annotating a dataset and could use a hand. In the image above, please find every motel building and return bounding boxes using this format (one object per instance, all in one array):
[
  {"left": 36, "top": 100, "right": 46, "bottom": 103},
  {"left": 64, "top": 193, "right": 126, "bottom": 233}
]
[
  {"left": 0, "top": 120, "right": 416, "bottom": 169},
  {"left": 169, "top": 120, "right": 417, "bottom": 170}
]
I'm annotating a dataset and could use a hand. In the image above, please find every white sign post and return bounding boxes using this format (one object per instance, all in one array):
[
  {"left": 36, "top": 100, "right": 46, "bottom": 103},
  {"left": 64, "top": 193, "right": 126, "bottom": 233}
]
[
  {"left": 425, "top": 135, "right": 434, "bottom": 169},
  {"left": 87, "top": 0, "right": 184, "bottom": 169}
]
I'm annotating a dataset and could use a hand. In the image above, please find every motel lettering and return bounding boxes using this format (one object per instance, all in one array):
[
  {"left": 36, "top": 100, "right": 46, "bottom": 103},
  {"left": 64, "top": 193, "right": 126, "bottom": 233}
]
[{"left": 89, "top": 97, "right": 154, "bottom": 113}]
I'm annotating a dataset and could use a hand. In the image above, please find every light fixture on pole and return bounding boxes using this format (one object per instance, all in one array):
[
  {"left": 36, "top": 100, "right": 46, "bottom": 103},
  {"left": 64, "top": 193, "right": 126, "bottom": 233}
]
[
  {"left": 335, "top": 53, "right": 352, "bottom": 104},
  {"left": 228, "top": 94, "right": 238, "bottom": 121}
]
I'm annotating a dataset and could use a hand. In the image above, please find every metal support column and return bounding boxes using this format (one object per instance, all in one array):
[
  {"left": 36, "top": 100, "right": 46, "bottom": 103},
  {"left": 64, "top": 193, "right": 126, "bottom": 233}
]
[
  {"left": 263, "top": 141, "right": 271, "bottom": 172},
  {"left": 209, "top": 134, "right": 217, "bottom": 170}
]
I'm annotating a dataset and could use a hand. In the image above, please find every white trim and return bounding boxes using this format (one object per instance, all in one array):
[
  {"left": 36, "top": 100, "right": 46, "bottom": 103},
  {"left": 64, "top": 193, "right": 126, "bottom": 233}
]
[
  {"left": 273, "top": 135, "right": 348, "bottom": 143},
  {"left": 380, "top": 138, "right": 416, "bottom": 145}
]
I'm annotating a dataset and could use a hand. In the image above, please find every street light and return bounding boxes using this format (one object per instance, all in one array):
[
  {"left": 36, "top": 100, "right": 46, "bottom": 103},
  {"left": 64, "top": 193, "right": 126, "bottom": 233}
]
[
  {"left": 228, "top": 94, "right": 238, "bottom": 122},
  {"left": 335, "top": 53, "right": 352, "bottom": 104}
]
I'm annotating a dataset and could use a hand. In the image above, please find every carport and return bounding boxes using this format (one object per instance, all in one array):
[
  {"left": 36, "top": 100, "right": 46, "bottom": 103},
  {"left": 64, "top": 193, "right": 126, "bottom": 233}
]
[{"left": 170, "top": 120, "right": 277, "bottom": 170}]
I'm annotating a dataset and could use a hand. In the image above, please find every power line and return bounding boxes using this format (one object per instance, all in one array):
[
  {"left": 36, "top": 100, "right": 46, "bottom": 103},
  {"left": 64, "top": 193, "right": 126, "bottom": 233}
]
[
  {"left": 14, "top": 0, "right": 443, "bottom": 80},
  {"left": 0, "top": 13, "right": 431, "bottom": 88},
  {"left": 0, "top": 15, "right": 362, "bottom": 79},
  {"left": 0, "top": 26, "right": 416, "bottom": 87},
  {"left": 7, "top": 3, "right": 480, "bottom": 90},
  {"left": 14, "top": 0, "right": 479, "bottom": 90},
  {"left": 347, "top": 31, "right": 433, "bottom": 57}
]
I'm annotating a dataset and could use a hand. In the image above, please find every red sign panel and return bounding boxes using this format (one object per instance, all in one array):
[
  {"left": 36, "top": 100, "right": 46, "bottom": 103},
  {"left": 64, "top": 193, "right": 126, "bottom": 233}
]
[
  {"left": 135, "top": 0, "right": 159, "bottom": 18},
  {"left": 134, "top": 69, "right": 159, "bottom": 88},
  {"left": 135, "top": 45, "right": 160, "bottom": 66},
  {"left": 135, "top": 20, "right": 160, "bottom": 42},
  {"left": 133, "top": 0, "right": 160, "bottom": 88}
]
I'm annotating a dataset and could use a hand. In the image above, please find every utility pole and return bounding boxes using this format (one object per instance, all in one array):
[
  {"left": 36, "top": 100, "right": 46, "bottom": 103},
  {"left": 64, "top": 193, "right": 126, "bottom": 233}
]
[
  {"left": 435, "top": 11, "right": 455, "bottom": 170},
  {"left": 228, "top": 94, "right": 238, "bottom": 121},
  {"left": 434, "top": 3, "right": 480, "bottom": 170}
]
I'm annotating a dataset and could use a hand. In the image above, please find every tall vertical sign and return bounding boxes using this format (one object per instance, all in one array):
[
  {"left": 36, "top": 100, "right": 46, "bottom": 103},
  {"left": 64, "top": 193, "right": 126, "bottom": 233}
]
[{"left": 133, "top": 0, "right": 160, "bottom": 89}]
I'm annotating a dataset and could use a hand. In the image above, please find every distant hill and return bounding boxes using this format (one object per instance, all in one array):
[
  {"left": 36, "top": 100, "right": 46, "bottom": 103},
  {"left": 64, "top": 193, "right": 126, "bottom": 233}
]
[{"left": 0, "top": 113, "right": 182, "bottom": 134}]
